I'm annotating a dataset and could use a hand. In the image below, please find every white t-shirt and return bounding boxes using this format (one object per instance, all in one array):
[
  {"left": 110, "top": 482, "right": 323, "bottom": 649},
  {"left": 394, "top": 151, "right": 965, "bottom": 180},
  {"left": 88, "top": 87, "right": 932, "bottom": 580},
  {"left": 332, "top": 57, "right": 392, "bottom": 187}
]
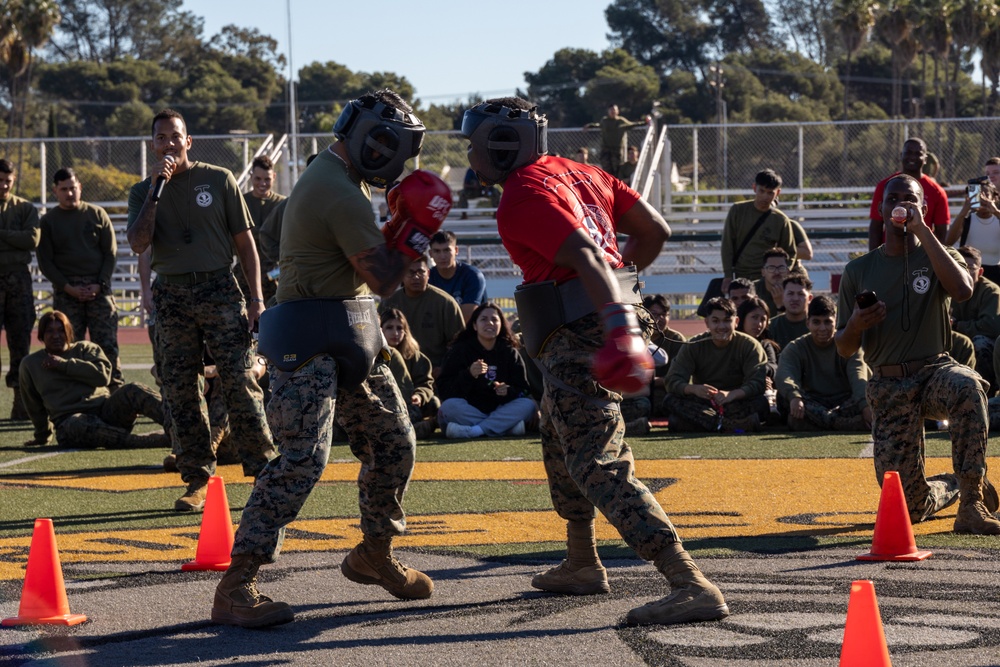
[{"left": 964, "top": 213, "right": 1000, "bottom": 265}]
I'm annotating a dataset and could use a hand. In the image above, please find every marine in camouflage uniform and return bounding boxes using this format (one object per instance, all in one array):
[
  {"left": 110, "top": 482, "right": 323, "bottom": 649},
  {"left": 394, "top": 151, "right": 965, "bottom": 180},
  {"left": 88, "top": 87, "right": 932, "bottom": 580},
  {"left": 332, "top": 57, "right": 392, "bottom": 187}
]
[
  {"left": 538, "top": 312, "right": 681, "bottom": 559},
  {"left": 20, "top": 311, "right": 168, "bottom": 449},
  {"left": 0, "top": 158, "right": 41, "bottom": 420},
  {"left": 126, "top": 109, "right": 275, "bottom": 512},
  {"left": 469, "top": 96, "right": 727, "bottom": 627},
  {"left": 213, "top": 90, "right": 435, "bottom": 629},
  {"left": 37, "top": 168, "right": 124, "bottom": 390},
  {"left": 836, "top": 174, "right": 999, "bottom": 534}
]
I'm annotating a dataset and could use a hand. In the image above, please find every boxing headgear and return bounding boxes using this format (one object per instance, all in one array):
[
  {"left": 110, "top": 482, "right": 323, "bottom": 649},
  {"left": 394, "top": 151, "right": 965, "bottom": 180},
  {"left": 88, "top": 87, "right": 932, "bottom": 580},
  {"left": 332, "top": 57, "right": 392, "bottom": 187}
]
[
  {"left": 333, "top": 98, "right": 425, "bottom": 188},
  {"left": 461, "top": 102, "right": 547, "bottom": 185}
]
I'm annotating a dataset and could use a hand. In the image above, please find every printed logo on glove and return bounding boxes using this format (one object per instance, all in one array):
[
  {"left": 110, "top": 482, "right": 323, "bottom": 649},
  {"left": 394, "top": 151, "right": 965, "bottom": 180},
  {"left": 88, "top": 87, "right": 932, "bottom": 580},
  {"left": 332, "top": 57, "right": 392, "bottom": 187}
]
[{"left": 383, "top": 170, "right": 453, "bottom": 258}]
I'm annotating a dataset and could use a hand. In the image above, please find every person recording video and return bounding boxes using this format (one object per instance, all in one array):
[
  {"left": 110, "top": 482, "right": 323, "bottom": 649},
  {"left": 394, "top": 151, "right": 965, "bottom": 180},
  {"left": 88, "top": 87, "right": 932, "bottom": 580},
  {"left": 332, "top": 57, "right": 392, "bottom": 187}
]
[{"left": 946, "top": 157, "right": 1000, "bottom": 283}]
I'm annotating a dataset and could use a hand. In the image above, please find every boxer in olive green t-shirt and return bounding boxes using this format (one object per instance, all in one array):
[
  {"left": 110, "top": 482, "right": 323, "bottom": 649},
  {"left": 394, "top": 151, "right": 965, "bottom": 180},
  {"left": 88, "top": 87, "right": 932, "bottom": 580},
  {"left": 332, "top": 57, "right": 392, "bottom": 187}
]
[
  {"left": 836, "top": 174, "right": 1000, "bottom": 534},
  {"left": 215, "top": 89, "right": 446, "bottom": 629}
]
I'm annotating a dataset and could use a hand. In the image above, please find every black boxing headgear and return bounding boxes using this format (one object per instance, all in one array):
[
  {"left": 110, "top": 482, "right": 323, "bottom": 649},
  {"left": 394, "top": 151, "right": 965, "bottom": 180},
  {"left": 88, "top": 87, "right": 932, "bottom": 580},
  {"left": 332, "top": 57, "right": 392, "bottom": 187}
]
[
  {"left": 333, "top": 98, "right": 425, "bottom": 188},
  {"left": 461, "top": 102, "right": 547, "bottom": 185}
]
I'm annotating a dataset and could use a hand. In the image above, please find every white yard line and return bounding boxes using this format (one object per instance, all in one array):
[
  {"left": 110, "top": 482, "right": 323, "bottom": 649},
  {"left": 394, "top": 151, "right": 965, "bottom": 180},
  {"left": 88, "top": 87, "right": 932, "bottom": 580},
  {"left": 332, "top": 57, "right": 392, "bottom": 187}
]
[
  {"left": 0, "top": 451, "right": 64, "bottom": 469},
  {"left": 858, "top": 437, "right": 874, "bottom": 458}
]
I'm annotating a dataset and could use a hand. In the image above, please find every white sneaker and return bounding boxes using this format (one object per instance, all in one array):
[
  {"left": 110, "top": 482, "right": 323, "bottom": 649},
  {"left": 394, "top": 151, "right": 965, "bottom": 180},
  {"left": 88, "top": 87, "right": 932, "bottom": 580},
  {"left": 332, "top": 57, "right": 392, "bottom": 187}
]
[
  {"left": 509, "top": 421, "right": 526, "bottom": 436},
  {"left": 445, "top": 422, "right": 474, "bottom": 439}
]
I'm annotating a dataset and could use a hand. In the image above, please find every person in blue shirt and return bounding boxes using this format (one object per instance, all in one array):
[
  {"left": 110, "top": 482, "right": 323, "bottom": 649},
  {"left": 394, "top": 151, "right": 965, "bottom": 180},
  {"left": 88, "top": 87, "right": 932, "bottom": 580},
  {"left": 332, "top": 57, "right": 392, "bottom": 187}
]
[{"left": 428, "top": 230, "right": 488, "bottom": 323}]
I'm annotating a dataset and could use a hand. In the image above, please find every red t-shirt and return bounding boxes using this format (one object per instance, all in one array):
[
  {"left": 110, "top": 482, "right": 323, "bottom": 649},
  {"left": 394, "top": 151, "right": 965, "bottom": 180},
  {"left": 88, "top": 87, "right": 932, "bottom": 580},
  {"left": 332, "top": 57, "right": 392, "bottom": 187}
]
[
  {"left": 869, "top": 172, "right": 950, "bottom": 237},
  {"left": 497, "top": 155, "right": 640, "bottom": 284}
]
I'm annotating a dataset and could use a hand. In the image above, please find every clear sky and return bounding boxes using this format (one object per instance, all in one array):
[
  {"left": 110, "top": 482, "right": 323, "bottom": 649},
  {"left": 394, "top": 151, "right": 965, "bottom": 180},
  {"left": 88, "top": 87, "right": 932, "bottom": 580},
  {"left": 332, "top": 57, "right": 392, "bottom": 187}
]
[{"left": 181, "top": 0, "right": 616, "bottom": 103}]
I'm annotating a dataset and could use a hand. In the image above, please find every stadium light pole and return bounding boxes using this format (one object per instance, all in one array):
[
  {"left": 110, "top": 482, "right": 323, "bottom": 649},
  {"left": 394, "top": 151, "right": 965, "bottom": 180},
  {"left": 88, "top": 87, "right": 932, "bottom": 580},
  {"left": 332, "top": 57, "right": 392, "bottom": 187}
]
[{"left": 287, "top": 0, "right": 299, "bottom": 182}]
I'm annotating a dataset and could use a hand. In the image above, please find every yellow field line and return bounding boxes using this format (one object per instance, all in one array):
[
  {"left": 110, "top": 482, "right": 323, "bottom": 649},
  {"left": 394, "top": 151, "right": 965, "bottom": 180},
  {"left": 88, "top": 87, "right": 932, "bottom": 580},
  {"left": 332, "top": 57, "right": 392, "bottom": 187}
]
[{"left": 1, "top": 458, "right": 992, "bottom": 581}]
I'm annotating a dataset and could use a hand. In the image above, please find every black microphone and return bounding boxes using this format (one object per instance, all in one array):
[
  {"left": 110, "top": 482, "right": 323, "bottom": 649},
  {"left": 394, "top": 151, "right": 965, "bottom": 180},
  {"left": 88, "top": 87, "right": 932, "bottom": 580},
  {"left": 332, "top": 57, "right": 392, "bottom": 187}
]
[{"left": 151, "top": 155, "right": 175, "bottom": 202}]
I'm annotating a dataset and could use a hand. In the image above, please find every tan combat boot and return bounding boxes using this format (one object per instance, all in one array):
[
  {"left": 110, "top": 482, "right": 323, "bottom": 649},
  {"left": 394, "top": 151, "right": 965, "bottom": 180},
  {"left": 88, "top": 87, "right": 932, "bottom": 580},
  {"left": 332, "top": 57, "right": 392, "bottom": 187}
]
[
  {"left": 341, "top": 535, "right": 433, "bottom": 599},
  {"left": 174, "top": 479, "right": 208, "bottom": 512},
  {"left": 954, "top": 475, "right": 1000, "bottom": 535},
  {"left": 531, "top": 519, "right": 609, "bottom": 595},
  {"left": 983, "top": 474, "right": 999, "bottom": 514},
  {"left": 626, "top": 542, "right": 730, "bottom": 626},
  {"left": 212, "top": 554, "right": 294, "bottom": 628}
]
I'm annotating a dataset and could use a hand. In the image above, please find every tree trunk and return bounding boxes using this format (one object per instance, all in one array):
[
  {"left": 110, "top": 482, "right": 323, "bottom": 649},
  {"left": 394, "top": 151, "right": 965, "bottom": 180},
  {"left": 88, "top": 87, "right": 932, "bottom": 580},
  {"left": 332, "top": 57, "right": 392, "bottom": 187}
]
[{"left": 843, "top": 53, "right": 852, "bottom": 120}]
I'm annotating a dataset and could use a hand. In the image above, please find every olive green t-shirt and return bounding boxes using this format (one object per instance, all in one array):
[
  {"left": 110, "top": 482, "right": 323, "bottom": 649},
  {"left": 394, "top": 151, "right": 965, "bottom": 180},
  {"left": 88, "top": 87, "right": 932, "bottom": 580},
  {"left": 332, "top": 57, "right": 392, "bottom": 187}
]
[
  {"left": 277, "top": 149, "right": 383, "bottom": 301},
  {"left": 776, "top": 336, "right": 868, "bottom": 403},
  {"left": 665, "top": 330, "right": 767, "bottom": 397},
  {"left": 837, "top": 244, "right": 963, "bottom": 368},
  {"left": 0, "top": 194, "right": 41, "bottom": 270},
  {"left": 38, "top": 202, "right": 117, "bottom": 289},
  {"left": 952, "top": 277, "right": 1000, "bottom": 340},
  {"left": 767, "top": 314, "right": 809, "bottom": 350},
  {"left": 722, "top": 201, "right": 796, "bottom": 280},
  {"left": 244, "top": 191, "right": 286, "bottom": 230},
  {"left": 127, "top": 162, "right": 251, "bottom": 274}
]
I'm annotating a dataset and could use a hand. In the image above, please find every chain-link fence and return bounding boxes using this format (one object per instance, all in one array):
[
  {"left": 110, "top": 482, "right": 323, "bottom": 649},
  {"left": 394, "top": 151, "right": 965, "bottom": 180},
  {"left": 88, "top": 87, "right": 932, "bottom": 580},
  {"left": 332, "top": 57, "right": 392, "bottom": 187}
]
[
  {"left": 664, "top": 116, "right": 1000, "bottom": 194},
  {"left": 0, "top": 134, "right": 272, "bottom": 205},
  {"left": 3, "top": 117, "right": 994, "bottom": 323}
]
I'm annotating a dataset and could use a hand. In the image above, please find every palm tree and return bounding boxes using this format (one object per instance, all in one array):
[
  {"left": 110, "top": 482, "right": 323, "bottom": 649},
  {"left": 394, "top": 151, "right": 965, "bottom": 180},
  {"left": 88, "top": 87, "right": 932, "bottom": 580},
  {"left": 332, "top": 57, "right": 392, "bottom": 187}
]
[
  {"left": 949, "top": 0, "right": 987, "bottom": 118},
  {"left": 983, "top": 7, "right": 1000, "bottom": 116},
  {"left": 875, "top": 0, "right": 915, "bottom": 119},
  {"left": 1, "top": 0, "right": 60, "bottom": 139},
  {"left": 833, "top": 0, "right": 880, "bottom": 119}
]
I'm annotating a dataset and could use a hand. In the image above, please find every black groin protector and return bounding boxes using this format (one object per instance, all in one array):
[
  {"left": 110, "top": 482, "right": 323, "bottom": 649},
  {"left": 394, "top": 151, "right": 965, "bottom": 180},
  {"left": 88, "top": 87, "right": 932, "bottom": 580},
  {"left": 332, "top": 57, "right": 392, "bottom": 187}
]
[{"left": 257, "top": 297, "right": 384, "bottom": 389}]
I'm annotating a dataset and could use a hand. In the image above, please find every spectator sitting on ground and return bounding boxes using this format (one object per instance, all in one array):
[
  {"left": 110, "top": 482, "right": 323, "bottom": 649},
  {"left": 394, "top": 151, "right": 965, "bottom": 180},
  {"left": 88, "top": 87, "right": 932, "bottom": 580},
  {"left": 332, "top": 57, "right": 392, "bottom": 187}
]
[
  {"left": 381, "top": 308, "right": 439, "bottom": 439},
  {"left": 754, "top": 247, "right": 791, "bottom": 317},
  {"left": 776, "top": 295, "right": 871, "bottom": 431},
  {"left": 736, "top": 295, "right": 782, "bottom": 419},
  {"left": 379, "top": 254, "right": 466, "bottom": 378},
  {"left": 428, "top": 230, "right": 489, "bottom": 323},
  {"left": 663, "top": 297, "right": 769, "bottom": 432},
  {"left": 643, "top": 294, "right": 686, "bottom": 420},
  {"left": 725, "top": 277, "right": 756, "bottom": 310},
  {"left": 952, "top": 245, "right": 1000, "bottom": 394},
  {"left": 21, "top": 310, "right": 169, "bottom": 449},
  {"left": 767, "top": 273, "right": 813, "bottom": 349},
  {"left": 736, "top": 296, "right": 781, "bottom": 383},
  {"left": 436, "top": 302, "right": 537, "bottom": 439}
]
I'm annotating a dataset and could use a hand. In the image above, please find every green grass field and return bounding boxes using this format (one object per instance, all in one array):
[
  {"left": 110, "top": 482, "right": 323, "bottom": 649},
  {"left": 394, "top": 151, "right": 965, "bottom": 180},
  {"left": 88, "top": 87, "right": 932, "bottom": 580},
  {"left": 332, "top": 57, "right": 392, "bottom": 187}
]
[{"left": 1, "top": 340, "right": 994, "bottom": 565}]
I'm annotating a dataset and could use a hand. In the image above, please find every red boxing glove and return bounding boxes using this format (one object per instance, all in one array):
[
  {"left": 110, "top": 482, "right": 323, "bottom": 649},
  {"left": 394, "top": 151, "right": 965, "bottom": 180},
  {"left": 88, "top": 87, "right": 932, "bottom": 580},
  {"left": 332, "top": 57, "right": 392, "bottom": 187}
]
[
  {"left": 592, "top": 303, "right": 653, "bottom": 394},
  {"left": 383, "top": 170, "right": 453, "bottom": 258}
]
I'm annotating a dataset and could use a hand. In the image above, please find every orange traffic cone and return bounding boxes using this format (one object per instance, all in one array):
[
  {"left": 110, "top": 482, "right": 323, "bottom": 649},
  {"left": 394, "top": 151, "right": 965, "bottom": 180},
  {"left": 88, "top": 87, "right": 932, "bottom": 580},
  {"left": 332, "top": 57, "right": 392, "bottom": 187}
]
[
  {"left": 2, "top": 518, "right": 87, "bottom": 626},
  {"left": 182, "top": 476, "right": 234, "bottom": 571},
  {"left": 839, "top": 580, "right": 892, "bottom": 667},
  {"left": 858, "top": 470, "right": 932, "bottom": 561}
]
